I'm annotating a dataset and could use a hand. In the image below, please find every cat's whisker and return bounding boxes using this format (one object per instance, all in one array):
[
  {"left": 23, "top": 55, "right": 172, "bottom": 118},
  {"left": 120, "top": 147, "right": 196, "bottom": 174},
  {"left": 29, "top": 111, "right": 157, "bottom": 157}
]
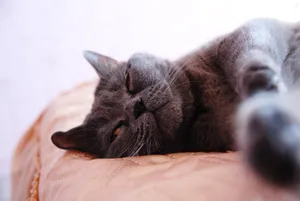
[
  {"left": 150, "top": 130, "right": 162, "bottom": 155},
  {"left": 130, "top": 140, "right": 144, "bottom": 157},
  {"left": 146, "top": 80, "right": 168, "bottom": 102},
  {"left": 171, "top": 80, "right": 204, "bottom": 91},
  {"left": 162, "top": 61, "right": 181, "bottom": 84},
  {"left": 149, "top": 64, "right": 186, "bottom": 100},
  {"left": 128, "top": 126, "right": 146, "bottom": 157},
  {"left": 117, "top": 140, "right": 134, "bottom": 158},
  {"left": 167, "top": 64, "right": 186, "bottom": 85},
  {"left": 165, "top": 60, "right": 182, "bottom": 80},
  {"left": 131, "top": 142, "right": 145, "bottom": 157}
]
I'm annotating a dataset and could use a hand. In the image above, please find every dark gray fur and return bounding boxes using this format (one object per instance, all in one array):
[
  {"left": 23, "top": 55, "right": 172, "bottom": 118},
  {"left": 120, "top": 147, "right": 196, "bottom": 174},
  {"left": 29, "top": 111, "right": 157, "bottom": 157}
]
[{"left": 51, "top": 18, "right": 300, "bottom": 188}]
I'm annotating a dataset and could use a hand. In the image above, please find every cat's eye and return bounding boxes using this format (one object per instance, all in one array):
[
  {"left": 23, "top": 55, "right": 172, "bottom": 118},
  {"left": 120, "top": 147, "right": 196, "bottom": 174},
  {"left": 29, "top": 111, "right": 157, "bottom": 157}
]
[
  {"left": 125, "top": 72, "right": 133, "bottom": 93},
  {"left": 113, "top": 127, "right": 121, "bottom": 136},
  {"left": 111, "top": 124, "right": 122, "bottom": 143}
]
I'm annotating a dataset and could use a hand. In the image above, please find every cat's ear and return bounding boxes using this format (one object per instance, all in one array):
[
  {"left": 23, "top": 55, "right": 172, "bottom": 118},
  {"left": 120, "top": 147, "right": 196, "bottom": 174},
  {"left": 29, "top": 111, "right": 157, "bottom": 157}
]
[
  {"left": 83, "top": 50, "right": 118, "bottom": 77},
  {"left": 51, "top": 125, "right": 86, "bottom": 150}
]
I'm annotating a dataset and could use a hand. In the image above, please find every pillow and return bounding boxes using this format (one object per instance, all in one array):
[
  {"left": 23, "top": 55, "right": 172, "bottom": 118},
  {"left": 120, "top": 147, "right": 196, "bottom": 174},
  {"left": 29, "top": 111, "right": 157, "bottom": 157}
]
[{"left": 11, "top": 81, "right": 296, "bottom": 201}]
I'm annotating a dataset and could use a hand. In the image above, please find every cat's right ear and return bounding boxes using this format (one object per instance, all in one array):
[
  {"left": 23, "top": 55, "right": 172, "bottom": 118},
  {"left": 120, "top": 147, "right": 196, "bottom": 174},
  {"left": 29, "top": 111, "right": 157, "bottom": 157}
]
[{"left": 83, "top": 50, "right": 118, "bottom": 78}]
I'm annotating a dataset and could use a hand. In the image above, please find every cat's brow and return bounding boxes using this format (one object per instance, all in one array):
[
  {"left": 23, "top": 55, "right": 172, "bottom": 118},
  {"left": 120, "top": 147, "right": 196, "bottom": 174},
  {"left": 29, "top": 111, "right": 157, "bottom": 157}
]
[{"left": 87, "top": 117, "right": 109, "bottom": 125}]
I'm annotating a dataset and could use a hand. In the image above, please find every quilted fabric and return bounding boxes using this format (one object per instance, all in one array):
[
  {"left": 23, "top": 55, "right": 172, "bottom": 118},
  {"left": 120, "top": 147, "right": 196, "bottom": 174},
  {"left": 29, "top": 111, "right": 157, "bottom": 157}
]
[{"left": 11, "top": 81, "right": 298, "bottom": 201}]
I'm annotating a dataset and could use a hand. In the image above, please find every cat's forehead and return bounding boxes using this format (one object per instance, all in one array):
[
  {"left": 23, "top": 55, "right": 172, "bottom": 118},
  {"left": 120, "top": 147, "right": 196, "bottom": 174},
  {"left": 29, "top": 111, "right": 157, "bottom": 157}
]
[
  {"left": 128, "top": 53, "right": 165, "bottom": 67},
  {"left": 92, "top": 88, "right": 127, "bottom": 119},
  {"left": 128, "top": 53, "right": 155, "bottom": 61},
  {"left": 96, "top": 64, "right": 126, "bottom": 87}
]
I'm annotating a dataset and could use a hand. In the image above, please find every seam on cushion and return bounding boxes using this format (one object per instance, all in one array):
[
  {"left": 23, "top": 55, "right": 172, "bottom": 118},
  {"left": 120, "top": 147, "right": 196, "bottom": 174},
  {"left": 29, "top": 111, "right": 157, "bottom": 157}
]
[
  {"left": 46, "top": 159, "right": 97, "bottom": 182},
  {"left": 76, "top": 159, "right": 127, "bottom": 199},
  {"left": 11, "top": 106, "right": 44, "bottom": 201},
  {"left": 126, "top": 158, "right": 143, "bottom": 166},
  {"left": 26, "top": 116, "right": 42, "bottom": 201},
  {"left": 207, "top": 155, "right": 239, "bottom": 163},
  {"left": 103, "top": 159, "right": 127, "bottom": 187},
  {"left": 194, "top": 157, "right": 228, "bottom": 165},
  {"left": 20, "top": 81, "right": 97, "bottom": 201}
]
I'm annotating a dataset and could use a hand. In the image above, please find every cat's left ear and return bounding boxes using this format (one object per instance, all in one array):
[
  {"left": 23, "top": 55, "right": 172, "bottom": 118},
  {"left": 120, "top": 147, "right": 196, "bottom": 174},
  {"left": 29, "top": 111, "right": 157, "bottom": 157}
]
[
  {"left": 83, "top": 50, "right": 118, "bottom": 78},
  {"left": 51, "top": 125, "right": 87, "bottom": 150}
]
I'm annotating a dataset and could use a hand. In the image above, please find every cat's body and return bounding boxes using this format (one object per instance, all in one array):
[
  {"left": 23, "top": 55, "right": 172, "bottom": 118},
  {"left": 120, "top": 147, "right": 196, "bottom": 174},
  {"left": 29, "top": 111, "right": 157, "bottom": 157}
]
[
  {"left": 52, "top": 18, "right": 300, "bottom": 188},
  {"left": 175, "top": 42, "right": 239, "bottom": 152},
  {"left": 174, "top": 18, "right": 300, "bottom": 152}
]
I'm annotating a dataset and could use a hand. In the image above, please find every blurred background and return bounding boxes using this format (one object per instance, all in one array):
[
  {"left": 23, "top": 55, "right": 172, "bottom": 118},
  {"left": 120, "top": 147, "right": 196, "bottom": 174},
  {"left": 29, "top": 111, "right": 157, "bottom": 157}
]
[{"left": 0, "top": 0, "right": 299, "bottom": 199}]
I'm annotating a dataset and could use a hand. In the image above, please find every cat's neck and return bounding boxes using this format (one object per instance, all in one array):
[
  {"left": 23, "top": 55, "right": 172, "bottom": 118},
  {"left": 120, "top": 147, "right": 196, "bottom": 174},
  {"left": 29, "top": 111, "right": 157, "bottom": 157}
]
[
  {"left": 174, "top": 46, "right": 239, "bottom": 151},
  {"left": 175, "top": 46, "right": 222, "bottom": 112}
]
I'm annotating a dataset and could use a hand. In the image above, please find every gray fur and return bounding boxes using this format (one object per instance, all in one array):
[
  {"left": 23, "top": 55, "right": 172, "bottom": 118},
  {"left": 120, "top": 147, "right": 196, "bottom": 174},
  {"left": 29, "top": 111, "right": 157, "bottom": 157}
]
[{"left": 52, "top": 18, "right": 300, "bottom": 188}]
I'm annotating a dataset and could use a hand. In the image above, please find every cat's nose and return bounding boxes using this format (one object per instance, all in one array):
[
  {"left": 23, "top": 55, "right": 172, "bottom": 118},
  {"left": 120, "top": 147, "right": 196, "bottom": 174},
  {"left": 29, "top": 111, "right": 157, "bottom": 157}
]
[
  {"left": 133, "top": 98, "right": 146, "bottom": 119},
  {"left": 125, "top": 98, "right": 147, "bottom": 119}
]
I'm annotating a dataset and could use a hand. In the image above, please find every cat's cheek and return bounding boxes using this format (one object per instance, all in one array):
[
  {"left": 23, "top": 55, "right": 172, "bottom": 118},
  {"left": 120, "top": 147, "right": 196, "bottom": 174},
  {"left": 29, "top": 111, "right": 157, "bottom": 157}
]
[
  {"left": 155, "top": 102, "right": 182, "bottom": 139},
  {"left": 104, "top": 139, "right": 129, "bottom": 158}
]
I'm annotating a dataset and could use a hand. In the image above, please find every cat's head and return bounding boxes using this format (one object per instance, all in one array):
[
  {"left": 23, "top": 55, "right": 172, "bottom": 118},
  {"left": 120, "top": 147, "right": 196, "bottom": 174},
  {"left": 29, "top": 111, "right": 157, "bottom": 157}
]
[{"left": 51, "top": 51, "right": 195, "bottom": 158}]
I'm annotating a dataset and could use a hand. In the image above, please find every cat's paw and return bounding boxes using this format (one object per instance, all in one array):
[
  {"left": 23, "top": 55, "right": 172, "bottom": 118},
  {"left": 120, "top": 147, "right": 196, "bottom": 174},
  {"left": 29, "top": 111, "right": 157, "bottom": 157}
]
[
  {"left": 237, "top": 98, "right": 300, "bottom": 187},
  {"left": 246, "top": 106, "right": 300, "bottom": 186},
  {"left": 240, "top": 65, "right": 286, "bottom": 98}
]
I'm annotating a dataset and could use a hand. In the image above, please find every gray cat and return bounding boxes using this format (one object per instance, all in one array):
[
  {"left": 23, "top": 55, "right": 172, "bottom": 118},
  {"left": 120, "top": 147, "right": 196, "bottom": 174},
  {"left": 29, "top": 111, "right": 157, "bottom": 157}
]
[{"left": 51, "top": 18, "right": 300, "bottom": 188}]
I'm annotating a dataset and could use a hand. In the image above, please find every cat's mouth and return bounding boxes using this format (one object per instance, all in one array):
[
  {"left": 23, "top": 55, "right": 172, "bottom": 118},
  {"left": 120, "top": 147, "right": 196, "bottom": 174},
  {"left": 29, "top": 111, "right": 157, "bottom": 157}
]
[{"left": 122, "top": 102, "right": 183, "bottom": 156}]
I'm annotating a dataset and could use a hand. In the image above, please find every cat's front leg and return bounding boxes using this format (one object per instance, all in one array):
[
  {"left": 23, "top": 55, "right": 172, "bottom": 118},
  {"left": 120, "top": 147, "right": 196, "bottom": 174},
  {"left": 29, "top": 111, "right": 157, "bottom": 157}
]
[
  {"left": 236, "top": 92, "right": 300, "bottom": 188},
  {"left": 216, "top": 19, "right": 298, "bottom": 188},
  {"left": 216, "top": 19, "right": 290, "bottom": 98}
]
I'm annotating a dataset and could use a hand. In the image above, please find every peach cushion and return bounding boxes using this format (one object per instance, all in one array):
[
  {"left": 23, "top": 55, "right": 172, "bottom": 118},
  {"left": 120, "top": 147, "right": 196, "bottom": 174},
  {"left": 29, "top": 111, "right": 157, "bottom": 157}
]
[{"left": 11, "top": 81, "right": 297, "bottom": 201}]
